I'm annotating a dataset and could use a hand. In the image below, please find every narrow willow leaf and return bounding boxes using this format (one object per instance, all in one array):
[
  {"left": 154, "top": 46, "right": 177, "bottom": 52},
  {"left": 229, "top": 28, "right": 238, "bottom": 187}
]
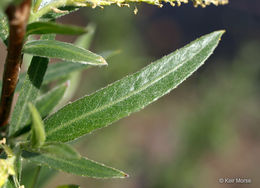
[
  {"left": 36, "top": 82, "right": 68, "bottom": 118},
  {"left": 26, "top": 22, "right": 87, "bottom": 36},
  {"left": 44, "top": 30, "right": 225, "bottom": 142},
  {"left": 56, "top": 185, "right": 80, "bottom": 188},
  {"left": 28, "top": 103, "right": 46, "bottom": 148},
  {"left": 23, "top": 40, "right": 107, "bottom": 65},
  {"left": 8, "top": 57, "right": 48, "bottom": 137},
  {"left": 22, "top": 143, "right": 127, "bottom": 178},
  {"left": 0, "top": 11, "right": 8, "bottom": 45}
]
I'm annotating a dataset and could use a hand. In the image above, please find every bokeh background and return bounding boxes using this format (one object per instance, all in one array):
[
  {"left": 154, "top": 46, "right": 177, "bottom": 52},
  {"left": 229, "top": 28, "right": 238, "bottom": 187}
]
[{"left": 1, "top": 0, "right": 260, "bottom": 187}]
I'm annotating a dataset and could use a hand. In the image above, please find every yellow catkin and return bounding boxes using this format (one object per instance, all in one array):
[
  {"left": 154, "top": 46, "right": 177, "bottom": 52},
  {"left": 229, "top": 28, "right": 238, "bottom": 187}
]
[{"left": 72, "top": 0, "right": 228, "bottom": 8}]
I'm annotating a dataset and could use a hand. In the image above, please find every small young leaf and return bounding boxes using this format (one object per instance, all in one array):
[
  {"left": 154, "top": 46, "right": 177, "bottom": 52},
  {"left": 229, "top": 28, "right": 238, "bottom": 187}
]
[
  {"left": 23, "top": 40, "right": 107, "bottom": 65},
  {"left": 22, "top": 143, "right": 127, "bottom": 178},
  {"left": 26, "top": 22, "right": 87, "bottom": 36},
  {"left": 28, "top": 103, "right": 46, "bottom": 148},
  {"left": 8, "top": 57, "right": 48, "bottom": 137},
  {"left": 44, "top": 30, "right": 225, "bottom": 142},
  {"left": 35, "top": 82, "right": 68, "bottom": 118}
]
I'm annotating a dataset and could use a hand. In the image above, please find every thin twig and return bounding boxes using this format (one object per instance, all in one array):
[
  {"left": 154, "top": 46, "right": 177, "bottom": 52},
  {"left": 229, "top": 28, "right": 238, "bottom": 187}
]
[{"left": 0, "top": 0, "right": 32, "bottom": 127}]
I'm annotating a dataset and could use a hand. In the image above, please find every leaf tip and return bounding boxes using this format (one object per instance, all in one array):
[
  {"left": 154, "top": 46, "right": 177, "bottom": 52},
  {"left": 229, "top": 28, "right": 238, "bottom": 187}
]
[
  {"left": 214, "top": 29, "right": 226, "bottom": 38},
  {"left": 215, "top": 30, "right": 226, "bottom": 42},
  {"left": 100, "top": 57, "right": 108, "bottom": 65},
  {"left": 123, "top": 173, "right": 130, "bottom": 178},
  {"left": 218, "top": 29, "right": 226, "bottom": 35}
]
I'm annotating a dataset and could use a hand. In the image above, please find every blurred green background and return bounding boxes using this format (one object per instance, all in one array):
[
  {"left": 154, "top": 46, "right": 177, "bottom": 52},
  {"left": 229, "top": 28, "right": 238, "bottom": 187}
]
[{"left": 1, "top": 0, "right": 260, "bottom": 187}]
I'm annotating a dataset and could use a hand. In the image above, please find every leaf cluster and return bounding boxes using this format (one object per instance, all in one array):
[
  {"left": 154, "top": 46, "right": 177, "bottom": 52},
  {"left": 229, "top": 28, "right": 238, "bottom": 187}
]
[{"left": 0, "top": 0, "right": 225, "bottom": 187}]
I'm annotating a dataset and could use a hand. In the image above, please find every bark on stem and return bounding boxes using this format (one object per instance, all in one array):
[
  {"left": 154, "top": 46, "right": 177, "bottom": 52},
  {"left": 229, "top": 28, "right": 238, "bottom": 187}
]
[{"left": 0, "top": 0, "right": 32, "bottom": 127}]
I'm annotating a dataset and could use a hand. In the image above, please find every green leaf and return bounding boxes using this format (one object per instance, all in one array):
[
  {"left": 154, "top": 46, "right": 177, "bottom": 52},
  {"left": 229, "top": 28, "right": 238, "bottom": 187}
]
[
  {"left": 8, "top": 56, "right": 48, "bottom": 137},
  {"left": 22, "top": 143, "right": 127, "bottom": 178},
  {"left": 0, "top": 11, "right": 8, "bottom": 45},
  {"left": 56, "top": 185, "right": 80, "bottom": 188},
  {"left": 44, "top": 30, "right": 225, "bottom": 142},
  {"left": 23, "top": 40, "right": 107, "bottom": 65},
  {"left": 26, "top": 22, "right": 87, "bottom": 36},
  {"left": 28, "top": 103, "right": 46, "bottom": 148},
  {"left": 36, "top": 82, "right": 68, "bottom": 118}
]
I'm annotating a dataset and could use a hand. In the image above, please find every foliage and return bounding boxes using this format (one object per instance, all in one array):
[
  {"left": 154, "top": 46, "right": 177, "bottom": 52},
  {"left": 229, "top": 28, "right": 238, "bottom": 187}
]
[{"left": 0, "top": 0, "right": 227, "bottom": 187}]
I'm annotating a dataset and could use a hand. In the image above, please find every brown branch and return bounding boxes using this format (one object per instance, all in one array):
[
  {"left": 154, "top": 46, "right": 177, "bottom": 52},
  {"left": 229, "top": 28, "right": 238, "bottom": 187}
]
[{"left": 0, "top": 0, "right": 32, "bottom": 127}]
